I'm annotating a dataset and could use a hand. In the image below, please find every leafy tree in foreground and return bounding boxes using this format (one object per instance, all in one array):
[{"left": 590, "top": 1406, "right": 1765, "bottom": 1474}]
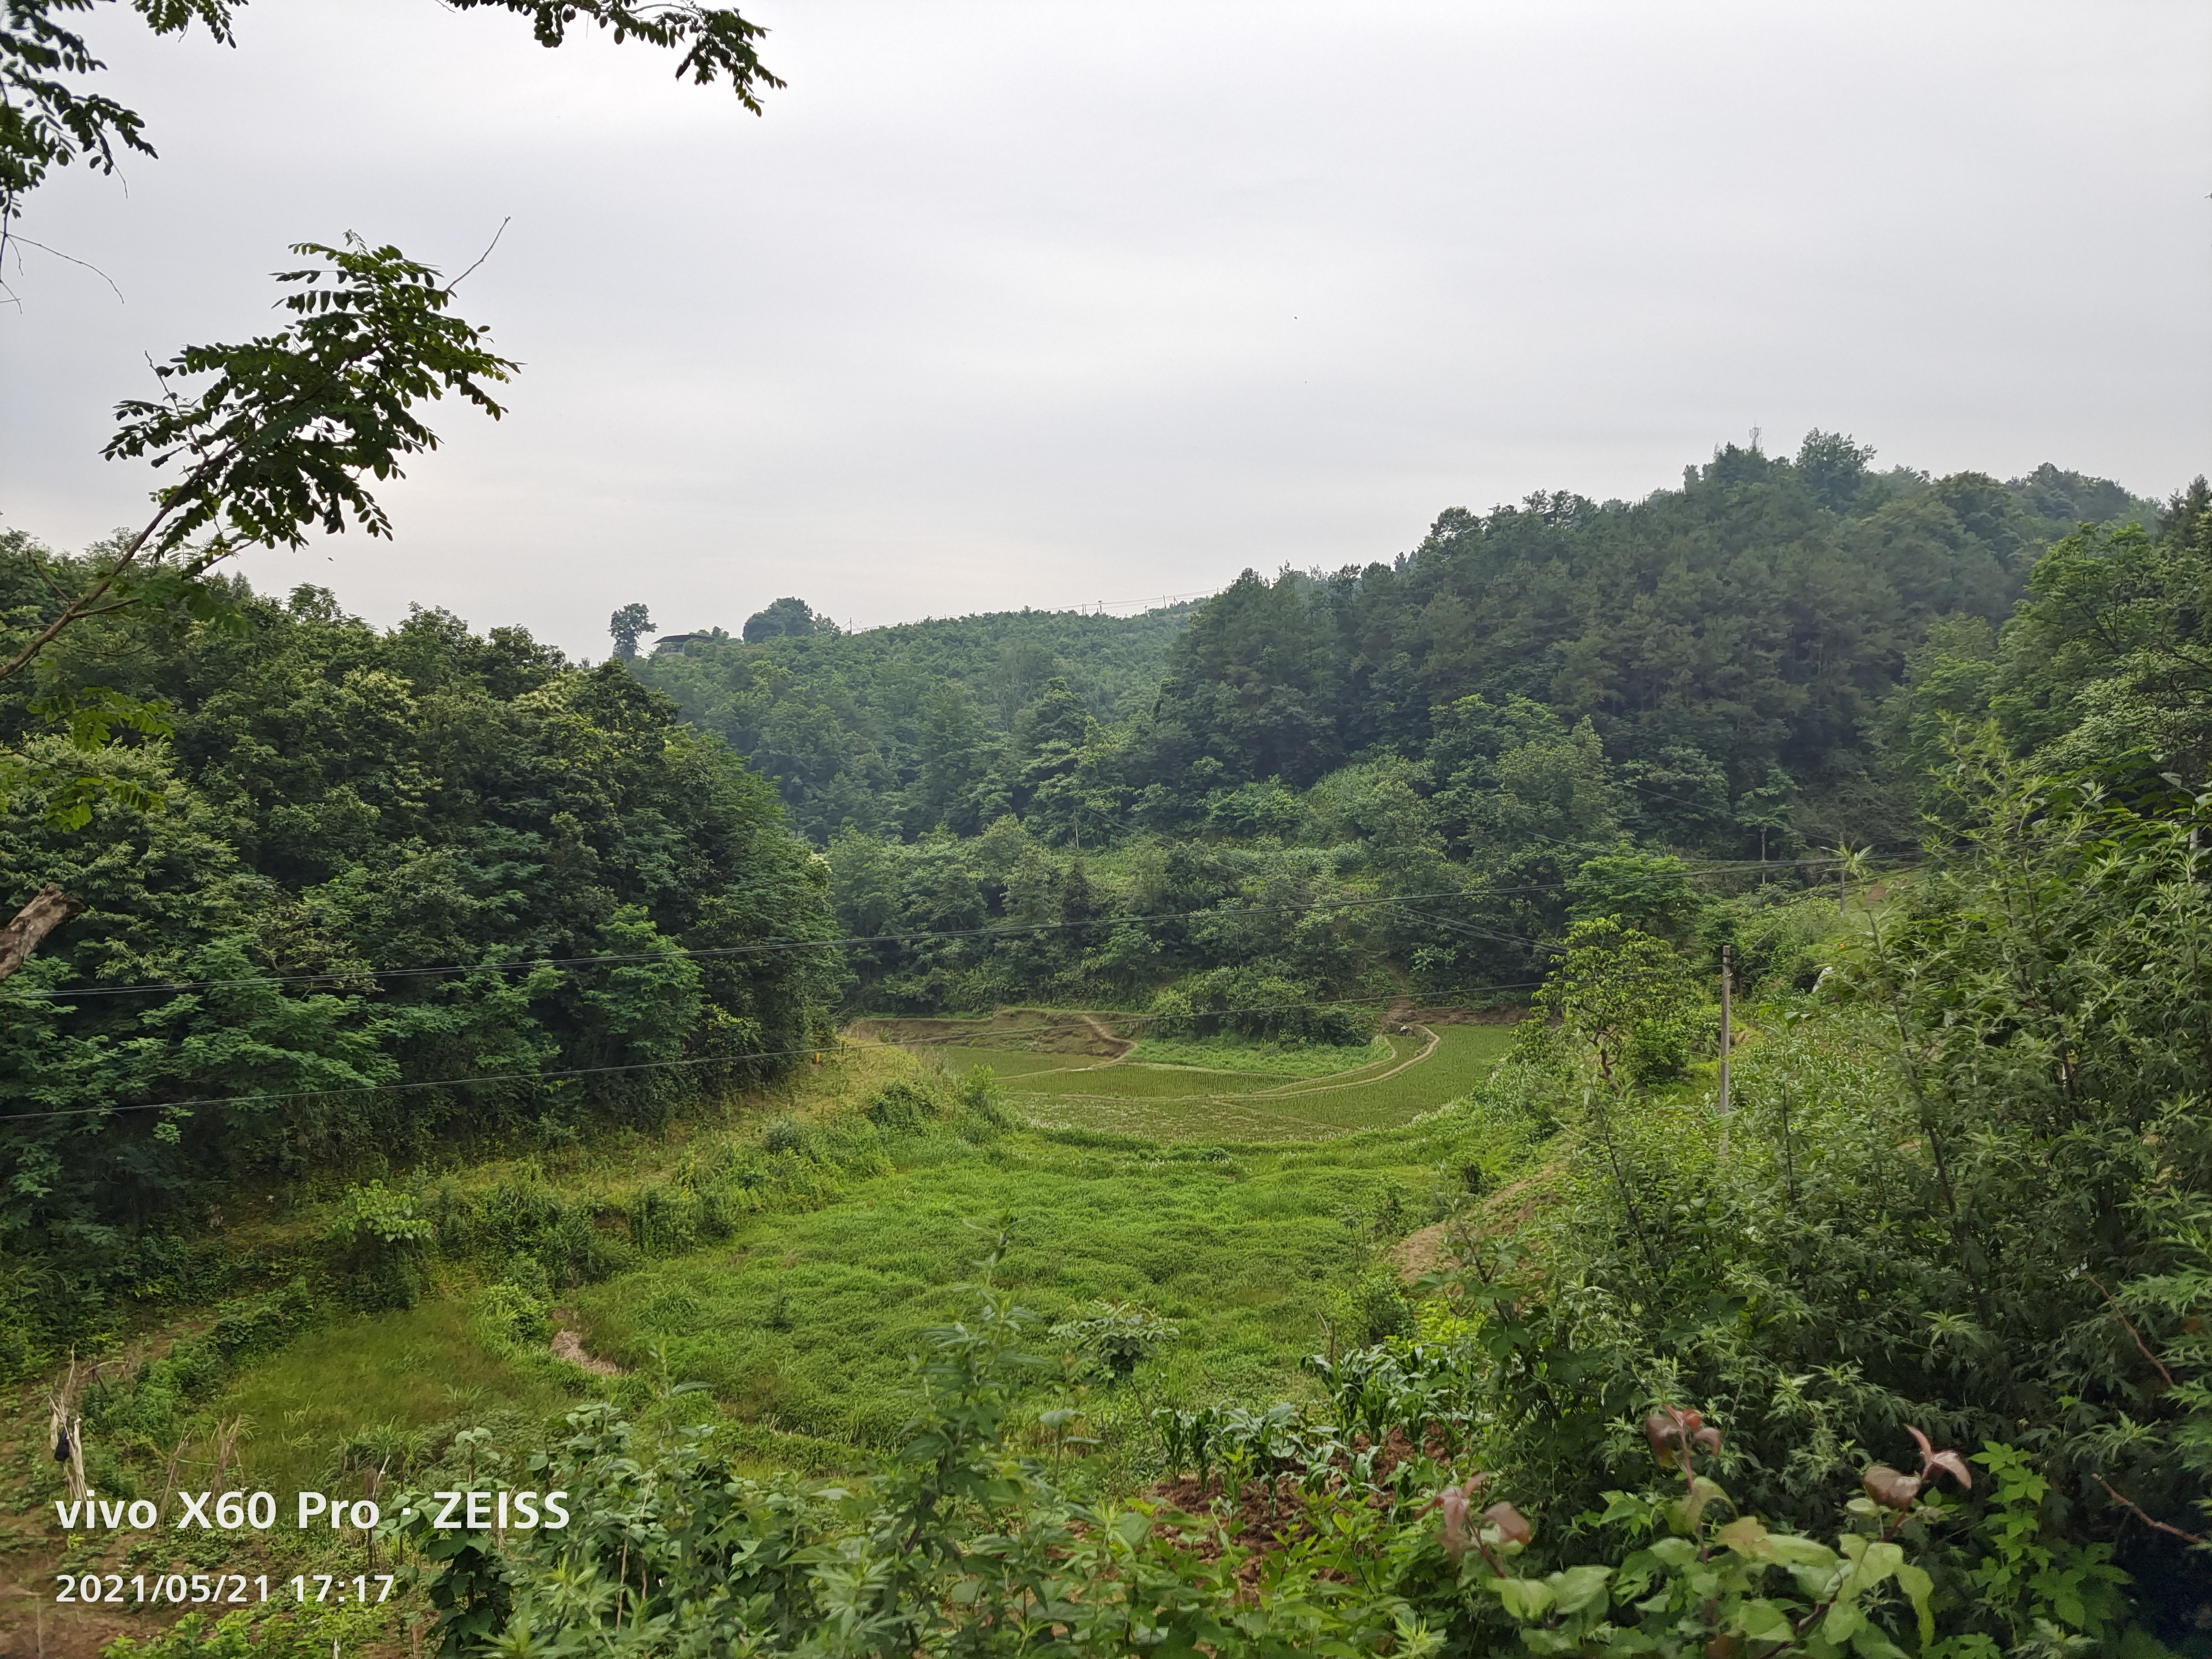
[
  {"left": 0, "top": 238, "right": 515, "bottom": 973},
  {"left": 1, "top": 0, "right": 782, "bottom": 234}
]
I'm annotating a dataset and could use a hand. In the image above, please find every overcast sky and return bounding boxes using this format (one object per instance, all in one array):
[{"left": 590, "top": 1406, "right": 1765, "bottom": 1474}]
[{"left": 3, "top": 0, "right": 2208, "bottom": 659}]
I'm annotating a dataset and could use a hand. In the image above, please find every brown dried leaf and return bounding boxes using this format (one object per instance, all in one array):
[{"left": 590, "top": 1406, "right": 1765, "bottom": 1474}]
[
  {"left": 1645, "top": 1407, "right": 1703, "bottom": 1468},
  {"left": 1862, "top": 1464, "right": 1922, "bottom": 1510},
  {"left": 1923, "top": 1449, "right": 1972, "bottom": 1490},
  {"left": 1483, "top": 1500, "right": 1533, "bottom": 1547}
]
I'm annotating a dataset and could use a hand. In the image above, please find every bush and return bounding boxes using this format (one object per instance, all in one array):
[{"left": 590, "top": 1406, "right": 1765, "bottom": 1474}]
[
  {"left": 473, "top": 1280, "right": 554, "bottom": 1352},
  {"left": 1621, "top": 1001, "right": 1714, "bottom": 1086},
  {"left": 761, "top": 1117, "right": 810, "bottom": 1155},
  {"left": 207, "top": 1280, "right": 315, "bottom": 1361},
  {"left": 1047, "top": 1299, "right": 1178, "bottom": 1382},
  {"left": 1705, "top": 888, "right": 1845, "bottom": 994},
  {"left": 864, "top": 1079, "right": 947, "bottom": 1131},
  {"left": 322, "top": 1182, "right": 434, "bottom": 1311},
  {"left": 1160, "top": 966, "right": 1375, "bottom": 1047},
  {"left": 1332, "top": 1266, "right": 1413, "bottom": 1348},
  {"left": 953, "top": 1068, "right": 1018, "bottom": 1141}
]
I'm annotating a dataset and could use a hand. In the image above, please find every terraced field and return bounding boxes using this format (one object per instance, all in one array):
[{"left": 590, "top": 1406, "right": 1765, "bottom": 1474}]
[{"left": 886, "top": 1016, "right": 1515, "bottom": 1141}]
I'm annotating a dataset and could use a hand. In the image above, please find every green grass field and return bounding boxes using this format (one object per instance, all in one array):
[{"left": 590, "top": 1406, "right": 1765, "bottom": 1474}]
[
  {"left": 185, "top": 1014, "right": 1522, "bottom": 1499},
  {"left": 925, "top": 1047, "right": 1097, "bottom": 1079},
  {"left": 1120, "top": 1033, "right": 1395, "bottom": 1076},
  {"left": 1005, "top": 1024, "right": 1513, "bottom": 1141},
  {"left": 567, "top": 1128, "right": 1450, "bottom": 1445},
  {"left": 218, "top": 1299, "right": 577, "bottom": 1497}
]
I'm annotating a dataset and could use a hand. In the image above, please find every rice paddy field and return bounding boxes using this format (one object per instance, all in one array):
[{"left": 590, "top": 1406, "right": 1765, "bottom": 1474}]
[{"left": 929, "top": 1020, "right": 1515, "bottom": 1142}]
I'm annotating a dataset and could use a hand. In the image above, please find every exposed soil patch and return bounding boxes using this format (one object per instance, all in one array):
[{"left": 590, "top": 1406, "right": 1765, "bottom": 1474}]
[
  {"left": 1393, "top": 1171, "right": 1559, "bottom": 1282},
  {"left": 551, "top": 1322, "right": 623, "bottom": 1376},
  {"left": 1393, "top": 1221, "right": 1451, "bottom": 1280},
  {"left": 1411, "top": 1004, "right": 1526, "bottom": 1025},
  {"left": 849, "top": 1009, "right": 1135, "bottom": 1058}
]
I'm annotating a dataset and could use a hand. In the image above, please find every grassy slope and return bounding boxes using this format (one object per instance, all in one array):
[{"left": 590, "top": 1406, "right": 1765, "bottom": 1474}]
[
  {"left": 569, "top": 1125, "right": 1452, "bottom": 1446},
  {"left": 214, "top": 1301, "right": 577, "bottom": 1500},
  {"left": 0, "top": 1010, "right": 1533, "bottom": 1654},
  {"left": 174, "top": 1020, "right": 1507, "bottom": 1488}
]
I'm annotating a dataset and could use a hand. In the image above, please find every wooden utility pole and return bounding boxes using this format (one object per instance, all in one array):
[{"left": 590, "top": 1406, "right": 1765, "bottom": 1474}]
[{"left": 1718, "top": 943, "right": 1733, "bottom": 1152}]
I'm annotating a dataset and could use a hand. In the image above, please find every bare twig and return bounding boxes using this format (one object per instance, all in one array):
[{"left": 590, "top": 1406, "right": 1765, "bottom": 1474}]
[
  {"left": 2088, "top": 1274, "right": 2178, "bottom": 1390},
  {"left": 2095, "top": 1474, "right": 2205, "bottom": 1546},
  {"left": 446, "top": 217, "right": 512, "bottom": 291},
  {"left": 7, "top": 235, "right": 127, "bottom": 304}
]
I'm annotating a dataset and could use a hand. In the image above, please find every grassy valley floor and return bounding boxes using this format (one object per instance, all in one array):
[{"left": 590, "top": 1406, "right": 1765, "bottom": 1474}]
[{"left": 3, "top": 1012, "right": 1519, "bottom": 1654}]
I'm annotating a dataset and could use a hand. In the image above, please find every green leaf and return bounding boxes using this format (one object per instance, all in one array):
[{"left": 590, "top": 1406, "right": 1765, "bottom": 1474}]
[
  {"left": 1735, "top": 1599, "right": 1796, "bottom": 1641},
  {"left": 1895, "top": 1562, "right": 1934, "bottom": 1648},
  {"left": 1488, "top": 1576, "right": 1557, "bottom": 1622},
  {"left": 1717, "top": 1516, "right": 1773, "bottom": 1558},
  {"left": 1547, "top": 1564, "right": 1613, "bottom": 1615}
]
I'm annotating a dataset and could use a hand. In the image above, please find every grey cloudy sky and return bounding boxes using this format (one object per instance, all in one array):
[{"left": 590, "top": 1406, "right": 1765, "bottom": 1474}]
[{"left": 3, "top": 0, "right": 2208, "bottom": 659}]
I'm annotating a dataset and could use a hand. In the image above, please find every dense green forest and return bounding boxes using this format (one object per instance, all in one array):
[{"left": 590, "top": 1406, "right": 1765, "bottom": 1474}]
[
  {"left": 630, "top": 439, "right": 2172, "bottom": 1011},
  {"left": 0, "top": 536, "right": 836, "bottom": 1359},
  {"left": 637, "top": 441, "right": 2160, "bottom": 859},
  {"left": 630, "top": 601, "right": 1201, "bottom": 842}
]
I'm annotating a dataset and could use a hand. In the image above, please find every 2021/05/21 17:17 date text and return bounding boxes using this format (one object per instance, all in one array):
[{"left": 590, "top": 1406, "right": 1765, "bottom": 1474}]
[{"left": 54, "top": 1573, "right": 398, "bottom": 1606}]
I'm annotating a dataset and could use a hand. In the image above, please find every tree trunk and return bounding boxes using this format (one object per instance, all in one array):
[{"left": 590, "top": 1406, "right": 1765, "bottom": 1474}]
[{"left": 0, "top": 885, "right": 84, "bottom": 983}]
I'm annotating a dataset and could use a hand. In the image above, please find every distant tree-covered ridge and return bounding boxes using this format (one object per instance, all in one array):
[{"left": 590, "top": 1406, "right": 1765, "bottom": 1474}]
[
  {"left": 633, "top": 435, "right": 2169, "bottom": 854},
  {"left": 630, "top": 601, "right": 1202, "bottom": 842},
  {"left": 0, "top": 539, "right": 836, "bottom": 1352}
]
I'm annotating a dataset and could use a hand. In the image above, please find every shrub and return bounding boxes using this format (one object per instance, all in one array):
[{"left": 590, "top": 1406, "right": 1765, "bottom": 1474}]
[
  {"left": 1164, "top": 966, "right": 1375, "bottom": 1047},
  {"left": 322, "top": 1183, "right": 433, "bottom": 1310},
  {"left": 761, "top": 1117, "right": 809, "bottom": 1155},
  {"left": 473, "top": 1280, "right": 553, "bottom": 1352},
  {"left": 1621, "top": 1000, "right": 1713, "bottom": 1086},
  {"left": 1047, "top": 1299, "right": 1179, "bottom": 1383},
  {"left": 1333, "top": 1266, "right": 1413, "bottom": 1348},
  {"left": 953, "top": 1068, "right": 1018, "bottom": 1141},
  {"left": 864, "top": 1079, "right": 946, "bottom": 1131}
]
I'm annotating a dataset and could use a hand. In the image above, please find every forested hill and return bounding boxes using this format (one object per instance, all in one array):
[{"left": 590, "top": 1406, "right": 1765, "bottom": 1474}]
[
  {"left": 632, "top": 437, "right": 2166, "bottom": 855},
  {"left": 629, "top": 601, "right": 1201, "bottom": 842},
  {"left": 0, "top": 550, "right": 838, "bottom": 1350}
]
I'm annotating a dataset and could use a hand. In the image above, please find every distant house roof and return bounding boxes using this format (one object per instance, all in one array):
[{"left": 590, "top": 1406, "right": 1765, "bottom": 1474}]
[{"left": 651, "top": 632, "right": 712, "bottom": 651}]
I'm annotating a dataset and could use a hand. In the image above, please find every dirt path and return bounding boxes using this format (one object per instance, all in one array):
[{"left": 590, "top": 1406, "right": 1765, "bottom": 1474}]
[
  {"left": 552, "top": 1321, "right": 623, "bottom": 1376},
  {"left": 1241, "top": 1024, "right": 1437, "bottom": 1099},
  {"left": 1059, "top": 1011, "right": 1137, "bottom": 1070}
]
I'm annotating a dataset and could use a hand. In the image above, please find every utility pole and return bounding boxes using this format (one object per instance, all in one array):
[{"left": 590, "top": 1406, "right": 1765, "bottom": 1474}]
[{"left": 1718, "top": 943, "right": 1733, "bottom": 1153}]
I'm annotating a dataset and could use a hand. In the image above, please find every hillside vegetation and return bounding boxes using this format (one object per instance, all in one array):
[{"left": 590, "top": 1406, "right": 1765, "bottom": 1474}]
[
  {"left": 633, "top": 440, "right": 2162, "bottom": 855},
  {"left": 0, "top": 553, "right": 836, "bottom": 1368},
  {"left": 3, "top": 446, "right": 2210, "bottom": 1659}
]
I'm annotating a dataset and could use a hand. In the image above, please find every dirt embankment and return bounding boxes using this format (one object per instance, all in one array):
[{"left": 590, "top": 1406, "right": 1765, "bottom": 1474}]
[{"left": 848, "top": 1009, "right": 1136, "bottom": 1058}]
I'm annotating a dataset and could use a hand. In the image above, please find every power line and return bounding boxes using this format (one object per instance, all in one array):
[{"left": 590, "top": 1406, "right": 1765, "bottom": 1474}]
[
  {"left": 0, "top": 983, "right": 1550, "bottom": 1123},
  {"left": 0, "top": 851, "right": 1902, "bottom": 1007},
  {"left": 0, "top": 887, "right": 1484, "bottom": 1004}
]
